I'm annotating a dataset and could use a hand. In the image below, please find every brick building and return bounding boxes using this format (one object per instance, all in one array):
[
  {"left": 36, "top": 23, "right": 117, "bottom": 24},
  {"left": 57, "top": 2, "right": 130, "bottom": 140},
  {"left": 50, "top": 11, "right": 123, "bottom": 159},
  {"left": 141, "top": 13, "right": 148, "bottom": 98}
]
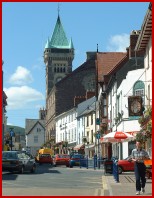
[{"left": 45, "top": 54, "right": 96, "bottom": 144}]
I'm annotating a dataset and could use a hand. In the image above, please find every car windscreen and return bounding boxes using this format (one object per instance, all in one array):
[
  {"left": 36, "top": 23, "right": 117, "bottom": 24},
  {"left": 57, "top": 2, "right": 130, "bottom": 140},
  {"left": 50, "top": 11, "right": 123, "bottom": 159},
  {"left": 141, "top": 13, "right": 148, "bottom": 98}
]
[
  {"left": 2, "top": 152, "right": 18, "bottom": 159},
  {"left": 63, "top": 155, "right": 70, "bottom": 158},
  {"left": 71, "top": 155, "right": 83, "bottom": 159},
  {"left": 40, "top": 154, "right": 51, "bottom": 157}
]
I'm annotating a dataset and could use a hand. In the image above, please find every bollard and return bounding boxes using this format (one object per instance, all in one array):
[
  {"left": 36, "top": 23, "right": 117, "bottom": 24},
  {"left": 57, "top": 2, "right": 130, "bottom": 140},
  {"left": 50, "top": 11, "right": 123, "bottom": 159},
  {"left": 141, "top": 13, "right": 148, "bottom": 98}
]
[
  {"left": 113, "top": 160, "right": 119, "bottom": 183},
  {"left": 116, "top": 160, "right": 119, "bottom": 182},
  {"left": 80, "top": 156, "right": 81, "bottom": 169},
  {"left": 98, "top": 156, "right": 100, "bottom": 169},
  {"left": 86, "top": 155, "right": 88, "bottom": 169},
  {"left": 94, "top": 155, "right": 97, "bottom": 170}
]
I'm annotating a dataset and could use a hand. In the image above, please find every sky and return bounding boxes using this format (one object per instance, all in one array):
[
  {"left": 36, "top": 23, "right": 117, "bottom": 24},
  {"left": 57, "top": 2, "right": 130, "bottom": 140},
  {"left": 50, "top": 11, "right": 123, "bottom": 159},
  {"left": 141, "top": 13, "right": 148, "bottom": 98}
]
[{"left": 2, "top": 2, "right": 149, "bottom": 128}]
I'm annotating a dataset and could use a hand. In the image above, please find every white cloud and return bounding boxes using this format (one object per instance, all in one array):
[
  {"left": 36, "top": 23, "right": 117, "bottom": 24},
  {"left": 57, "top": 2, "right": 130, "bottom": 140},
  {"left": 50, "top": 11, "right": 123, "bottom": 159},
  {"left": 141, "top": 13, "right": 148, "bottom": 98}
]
[
  {"left": 106, "top": 33, "right": 129, "bottom": 52},
  {"left": 9, "top": 66, "right": 33, "bottom": 85},
  {"left": 4, "top": 86, "right": 45, "bottom": 110},
  {"left": 7, "top": 122, "right": 14, "bottom": 126}
]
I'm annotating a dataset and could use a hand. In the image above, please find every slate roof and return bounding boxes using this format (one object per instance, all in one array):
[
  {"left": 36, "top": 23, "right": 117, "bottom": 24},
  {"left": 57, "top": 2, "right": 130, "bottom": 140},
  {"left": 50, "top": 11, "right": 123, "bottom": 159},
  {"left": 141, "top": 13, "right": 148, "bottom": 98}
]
[
  {"left": 25, "top": 119, "right": 45, "bottom": 135},
  {"left": 77, "top": 96, "right": 96, "bottom": 118}
]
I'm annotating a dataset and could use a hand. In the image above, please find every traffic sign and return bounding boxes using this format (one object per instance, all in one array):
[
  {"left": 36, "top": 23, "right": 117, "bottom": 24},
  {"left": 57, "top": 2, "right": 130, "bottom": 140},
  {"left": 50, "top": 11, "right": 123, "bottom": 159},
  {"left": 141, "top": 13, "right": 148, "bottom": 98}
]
[
  {"left": 96, "top": 118, "right": 100, "bottom": 125},
  {"left": 10, "top": 130, "right": 14, "bottom": 137},
  {"left": 96, "top": 133, "right": 101, "bottom": 139}
]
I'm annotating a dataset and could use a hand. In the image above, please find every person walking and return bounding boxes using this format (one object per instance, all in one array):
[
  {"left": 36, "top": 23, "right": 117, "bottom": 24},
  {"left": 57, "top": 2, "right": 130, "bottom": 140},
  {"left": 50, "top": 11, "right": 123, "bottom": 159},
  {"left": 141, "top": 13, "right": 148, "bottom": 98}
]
[{"left": 130, "top": 141, "right": 150, "bottom": 195}]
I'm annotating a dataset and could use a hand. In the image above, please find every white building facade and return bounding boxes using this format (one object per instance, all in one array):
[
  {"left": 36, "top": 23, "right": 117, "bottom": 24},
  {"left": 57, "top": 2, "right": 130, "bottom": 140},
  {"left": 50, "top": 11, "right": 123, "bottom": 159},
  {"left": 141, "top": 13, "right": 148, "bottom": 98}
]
[
  {"left": 25, "top": 120, "right": 45, "bottom": 156},
  {"left": 109, "top": 68, "right": 145, "bottom": 159},
  {"left": 55, "top": 108, "right": 77, "bottom": 154}
]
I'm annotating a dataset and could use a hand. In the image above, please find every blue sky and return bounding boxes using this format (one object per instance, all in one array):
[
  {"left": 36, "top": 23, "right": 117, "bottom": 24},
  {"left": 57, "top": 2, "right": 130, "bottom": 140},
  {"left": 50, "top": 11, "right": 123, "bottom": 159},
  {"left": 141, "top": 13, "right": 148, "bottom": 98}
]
[{"left": 2, "top": 2, "right": 149, "bottom": 128}]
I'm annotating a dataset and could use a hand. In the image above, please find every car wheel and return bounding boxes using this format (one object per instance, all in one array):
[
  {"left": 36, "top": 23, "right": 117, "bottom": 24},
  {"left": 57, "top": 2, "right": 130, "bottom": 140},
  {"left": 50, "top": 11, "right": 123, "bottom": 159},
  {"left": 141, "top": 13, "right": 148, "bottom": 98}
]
[
  {"left": 118, "top": 166, "right": 123, "bottom": 174},
  {"left": 31, "top": 165, "right": 36, "bottom": 173},
  {"left": 66, "top": 165, "right": 69, "bottom": 167},
  {"left": 19, "top": 166, "right": 24, "bottom": 174}
]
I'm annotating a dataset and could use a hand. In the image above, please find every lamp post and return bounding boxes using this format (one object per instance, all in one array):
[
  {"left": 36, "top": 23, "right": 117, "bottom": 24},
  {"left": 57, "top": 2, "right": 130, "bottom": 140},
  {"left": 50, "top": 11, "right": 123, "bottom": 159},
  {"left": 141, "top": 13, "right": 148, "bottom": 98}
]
[
  {"left": 10, "top": 127, "right": 15, "bottom": 151},
  {"left": 96, "top": 130, "right": 101, "bottom": 156},
  {"left": 65, "top": 123, "right": 67, "bottom": 154}
]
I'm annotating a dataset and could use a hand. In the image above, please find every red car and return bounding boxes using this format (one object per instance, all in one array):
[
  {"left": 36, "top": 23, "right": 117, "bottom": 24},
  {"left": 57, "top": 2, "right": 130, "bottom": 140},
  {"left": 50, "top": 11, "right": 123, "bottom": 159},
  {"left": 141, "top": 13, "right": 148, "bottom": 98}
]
[
  {"left": 53, "top": 154, "right": 70, "bottom": 166},
  {"left": 37, "top": 154, "right": 53, "bottom": 165},
  {"left": 118, "top": 156, "right": 135, "bottom": 174}
]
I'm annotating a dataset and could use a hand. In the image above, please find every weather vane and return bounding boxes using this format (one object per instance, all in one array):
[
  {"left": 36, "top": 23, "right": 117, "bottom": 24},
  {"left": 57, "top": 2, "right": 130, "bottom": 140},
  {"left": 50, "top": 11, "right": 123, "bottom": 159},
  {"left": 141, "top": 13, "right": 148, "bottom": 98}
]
[{"left": 58, "top": 3, "right": 61, "bottom": 16}]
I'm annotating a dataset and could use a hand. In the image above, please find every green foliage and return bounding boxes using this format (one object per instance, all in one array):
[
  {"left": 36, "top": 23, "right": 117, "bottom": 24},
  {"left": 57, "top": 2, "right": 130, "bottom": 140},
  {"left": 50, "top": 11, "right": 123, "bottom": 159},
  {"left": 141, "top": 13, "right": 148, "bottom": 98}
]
[
  {"left": 136, "top": 132, "right": 147, "bottom": 143},
  {"left": 82, "top": 137, "right": 87, "bottom": 143}
]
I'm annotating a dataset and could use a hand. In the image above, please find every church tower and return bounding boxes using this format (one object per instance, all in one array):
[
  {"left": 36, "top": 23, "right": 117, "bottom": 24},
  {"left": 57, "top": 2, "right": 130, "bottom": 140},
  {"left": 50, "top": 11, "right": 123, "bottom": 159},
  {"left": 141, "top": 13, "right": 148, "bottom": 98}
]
[{"left": 44, "top": 14, "right": 74, "bottom": 96}]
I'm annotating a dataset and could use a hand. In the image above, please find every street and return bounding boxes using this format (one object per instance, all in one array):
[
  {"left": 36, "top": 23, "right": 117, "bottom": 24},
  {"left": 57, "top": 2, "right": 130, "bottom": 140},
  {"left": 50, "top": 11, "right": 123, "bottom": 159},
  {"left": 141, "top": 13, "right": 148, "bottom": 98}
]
[{"left": 2, "top": 164, "right": 104, "bottom": 196}]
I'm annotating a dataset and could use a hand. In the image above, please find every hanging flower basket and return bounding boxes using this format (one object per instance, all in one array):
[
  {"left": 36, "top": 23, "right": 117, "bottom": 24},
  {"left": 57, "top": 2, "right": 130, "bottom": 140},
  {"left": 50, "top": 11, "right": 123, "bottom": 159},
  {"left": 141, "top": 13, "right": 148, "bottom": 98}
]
[{"left": 136, "top": 131, "right": 147, "bottom": 143}]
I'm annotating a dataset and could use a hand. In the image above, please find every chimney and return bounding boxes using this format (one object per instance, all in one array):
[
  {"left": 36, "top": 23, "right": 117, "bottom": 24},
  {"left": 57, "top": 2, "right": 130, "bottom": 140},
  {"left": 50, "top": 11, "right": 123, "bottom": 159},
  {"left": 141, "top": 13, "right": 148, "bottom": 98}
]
[
  {"left": 39, "top": 108, "right": 46, "bottom": 120},
  {"left": 86, "top": 52, "right": 96, "bottom": 61},
  {"left": 126, "top": 47, "right": 129, "bottom": 57},
  {"left": 74, "top": 96, "right": 86, "bottom": 107},
  {"left": 129, "top": 30, "right": 144, "bottom": 58},
  {"left": 86, "top": 91, "right": 95, "bottom": 100}
]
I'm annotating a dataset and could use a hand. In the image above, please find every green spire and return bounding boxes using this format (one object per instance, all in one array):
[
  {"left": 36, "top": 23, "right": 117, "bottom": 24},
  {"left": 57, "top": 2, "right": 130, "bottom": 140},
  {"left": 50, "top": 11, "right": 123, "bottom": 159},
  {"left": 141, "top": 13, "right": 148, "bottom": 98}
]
[
  {"left": 45, "top": 37, "right": 50, "bottom": 48},
  {"left": 69, "top": 38, "right": 74, "bottom": 49},
  {"left": 45, "top": 15, "right": 73, "bottom": 49}
]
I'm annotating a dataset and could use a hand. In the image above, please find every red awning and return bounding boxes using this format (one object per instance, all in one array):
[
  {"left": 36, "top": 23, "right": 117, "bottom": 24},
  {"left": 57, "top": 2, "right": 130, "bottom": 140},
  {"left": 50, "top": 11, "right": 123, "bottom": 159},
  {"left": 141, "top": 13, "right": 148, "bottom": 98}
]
[
  {"left": 126, "top": 131, "right": 138, "bottom": 137},
  {"left": 73, "top": 144, "right": 85, "bottom": 150}
]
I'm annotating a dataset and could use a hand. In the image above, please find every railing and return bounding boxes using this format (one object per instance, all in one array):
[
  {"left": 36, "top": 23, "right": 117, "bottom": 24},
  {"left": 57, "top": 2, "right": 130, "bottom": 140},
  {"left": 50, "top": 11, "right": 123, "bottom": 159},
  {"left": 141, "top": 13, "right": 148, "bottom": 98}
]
[
  {"left": 78, "top": 156, "right": 119, "bottom": 183},
  {"left": 79, "top": 156, "right": 88, "bottom": 169}
]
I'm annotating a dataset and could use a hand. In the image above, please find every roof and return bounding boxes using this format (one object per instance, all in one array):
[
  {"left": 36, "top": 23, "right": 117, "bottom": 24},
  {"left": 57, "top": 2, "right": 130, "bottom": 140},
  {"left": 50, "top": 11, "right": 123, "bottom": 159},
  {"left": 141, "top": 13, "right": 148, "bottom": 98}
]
[
  {"left": 96, "top": 52, "right": 127, "bottom": 82},
  {"left": 77, "top": 96, "right": 96, "bottom": 118},
  {"left": 135, "top": 3, "right": 152, "bottom": 51},
  {"left": 45, "top": 15, "right": 73, "bottom": 49},
  {"left": 25, "top": 119, "right": 45, "bottom": 135}
]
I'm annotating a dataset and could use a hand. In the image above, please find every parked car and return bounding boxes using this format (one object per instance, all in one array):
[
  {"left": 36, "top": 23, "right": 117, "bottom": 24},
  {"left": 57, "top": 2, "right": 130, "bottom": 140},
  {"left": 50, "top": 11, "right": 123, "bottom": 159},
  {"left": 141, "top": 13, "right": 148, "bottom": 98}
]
[
  {"left": 118, "top": 156, "right": 135, "bottom": 174},
  {"left": 2, "top": 151, "right": 36, "bottom": 174},
  {"left": 68, "top": 154, "right": 87, "bottom": 168},
  {"left": 53, "top": 154, "right": 70, "bottom": 166}
]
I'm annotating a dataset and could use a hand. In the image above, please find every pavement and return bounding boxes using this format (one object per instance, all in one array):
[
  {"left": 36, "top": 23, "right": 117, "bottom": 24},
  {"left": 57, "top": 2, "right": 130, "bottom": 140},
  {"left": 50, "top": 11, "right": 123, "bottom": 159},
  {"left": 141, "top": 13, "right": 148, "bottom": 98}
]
[{"left": 101, "top": 172, "right": 152, "bottom": 196}]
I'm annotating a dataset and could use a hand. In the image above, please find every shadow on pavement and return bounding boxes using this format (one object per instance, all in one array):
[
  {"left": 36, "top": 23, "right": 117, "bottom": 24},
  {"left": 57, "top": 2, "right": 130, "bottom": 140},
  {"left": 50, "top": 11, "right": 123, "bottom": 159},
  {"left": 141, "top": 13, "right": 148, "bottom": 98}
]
[
  {"left": 2, "top": 164, "right": 61, "bottom": 180},
  {"left": 2, "top": 173, "right": 18, "bottom": 180}
]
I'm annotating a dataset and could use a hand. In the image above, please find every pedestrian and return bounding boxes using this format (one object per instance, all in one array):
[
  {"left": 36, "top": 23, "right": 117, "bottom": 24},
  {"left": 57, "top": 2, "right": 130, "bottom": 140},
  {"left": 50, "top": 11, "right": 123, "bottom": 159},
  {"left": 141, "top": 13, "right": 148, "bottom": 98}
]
[{"left": 130, "top": 141, "right": 150, "bottom": 195}]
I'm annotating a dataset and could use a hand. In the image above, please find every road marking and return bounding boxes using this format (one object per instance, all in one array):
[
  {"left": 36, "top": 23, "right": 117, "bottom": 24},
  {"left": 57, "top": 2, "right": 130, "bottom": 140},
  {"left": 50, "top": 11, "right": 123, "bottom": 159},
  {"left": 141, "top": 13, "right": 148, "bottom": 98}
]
[
  {"left": 3, "top": 181, "right": 26, "bottom": 187},
  {"left": 94, "top": 188, "right": 103, "bottom": 196},
  {"left": 102, "top": 176, "right": 108, "bottom": 190}
]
